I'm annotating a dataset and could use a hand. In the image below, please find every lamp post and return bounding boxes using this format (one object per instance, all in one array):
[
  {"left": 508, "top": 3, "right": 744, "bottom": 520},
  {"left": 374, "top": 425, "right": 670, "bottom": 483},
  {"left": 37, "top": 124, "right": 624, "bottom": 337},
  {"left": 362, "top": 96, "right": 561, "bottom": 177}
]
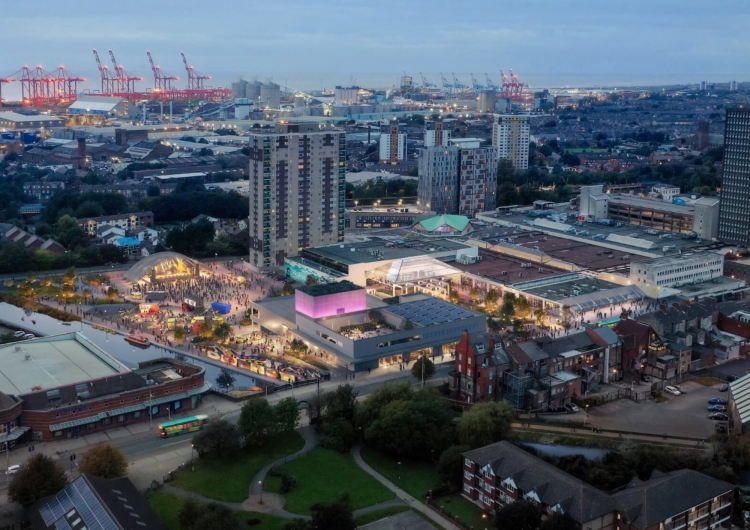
[
  {"left": 258, "top": 480, "right": 264, "bottom": 504},
  {"left": 584, "top": 404, "right": 590, "bottom": 427},
  {"left": 397, "top": 461, "right": 401, "bottom": 483}
]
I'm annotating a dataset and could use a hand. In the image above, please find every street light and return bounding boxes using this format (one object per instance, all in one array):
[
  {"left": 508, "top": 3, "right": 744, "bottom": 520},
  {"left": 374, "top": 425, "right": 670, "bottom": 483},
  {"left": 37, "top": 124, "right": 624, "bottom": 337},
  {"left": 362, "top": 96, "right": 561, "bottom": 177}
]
[
  {"left": 258, "top": 480, "right": 264, "bottom": 504},
  {"left": 397, "top": 462, "right": 401, "bottom": 483}
]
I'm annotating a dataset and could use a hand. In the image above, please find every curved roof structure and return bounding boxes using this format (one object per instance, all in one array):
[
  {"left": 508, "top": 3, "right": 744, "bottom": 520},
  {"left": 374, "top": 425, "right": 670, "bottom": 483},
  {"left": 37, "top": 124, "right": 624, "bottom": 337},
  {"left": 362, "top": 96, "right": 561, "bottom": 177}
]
[
  {"left": 415, "top": 214, "right": 471, "bottom": 233},
  {"left": 124, "top": 252, "right": 204, "bottom": 283}
]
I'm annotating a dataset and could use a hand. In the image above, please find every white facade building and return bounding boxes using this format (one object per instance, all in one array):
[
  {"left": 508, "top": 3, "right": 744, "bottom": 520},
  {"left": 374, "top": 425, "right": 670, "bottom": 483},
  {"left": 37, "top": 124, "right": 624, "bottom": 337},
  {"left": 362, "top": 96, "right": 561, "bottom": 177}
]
[
  {"left": 631, "top": 253, "right": 724, "bottom": 289},
  {"left": 379, "top": 123, "right": 407, "bottom": 162},
  {"left": 424, "top": 120, "right": 451, "bottom": 147},
  {"left": 492, "top": 115, "right": 530, "bottom": 170},
  {"left": 652, "top": 185, "right": 680, "bottom": 202}
]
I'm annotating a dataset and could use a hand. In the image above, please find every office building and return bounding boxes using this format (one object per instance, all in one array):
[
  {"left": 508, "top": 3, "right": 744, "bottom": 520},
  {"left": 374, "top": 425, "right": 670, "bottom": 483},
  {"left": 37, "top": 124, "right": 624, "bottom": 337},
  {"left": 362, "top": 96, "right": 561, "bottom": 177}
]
[
  {"left": 424, "top": 120, "right": 451, "bottom": 147},
  {"left": 418, "top": 139, "right": 498, "bottom": 217},
  {"left": 247, "top": 123, "right": 345, "bottom": 269},
  {"left": 379, "top": 123, "right": 406, "bottom": 162},
  {"left": 492, "top": 114, "right": 530, "bottom": 170},
  {"left": 462, "top": 441, "right": 733, "bottom": 529},
  {"left": 719, "top": 108, "right": 750, "bottom": 247},
  {"left": 697, "top": 121, "right": 710, "bottom": 150},
  {"left": 631, "top": 253, "right": 724, "bottom": 289}
]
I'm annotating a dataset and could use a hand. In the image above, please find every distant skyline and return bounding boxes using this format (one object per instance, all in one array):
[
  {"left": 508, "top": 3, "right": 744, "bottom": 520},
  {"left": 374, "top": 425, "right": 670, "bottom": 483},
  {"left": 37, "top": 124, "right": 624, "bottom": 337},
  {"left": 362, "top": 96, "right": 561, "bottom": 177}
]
[{"left": 2, "top": 0, "right": 748, "bottom": 94}]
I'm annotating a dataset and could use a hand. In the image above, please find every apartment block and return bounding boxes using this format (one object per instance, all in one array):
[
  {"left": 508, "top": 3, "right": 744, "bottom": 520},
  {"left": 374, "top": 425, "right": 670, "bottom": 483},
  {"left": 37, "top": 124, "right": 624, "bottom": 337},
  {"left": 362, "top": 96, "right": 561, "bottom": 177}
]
[
  {"left": 379, "top": 123, "right": 406, "bottom": 162},
  {"left": 492, "top": 114, "right": 530, "bottom": 170},
  {"left": 463, "top": 441, "right": 733, "bottom": 530},
  {"left": 424, "top": 120, "right": 451, "bottom": 147},
  {"left": 719, "top": 108, "right": 750, "bottom": 246},
  {"left": 78, "top": 211, "right": 154, "bottom": 236},
  {"left": 247, "top": 123, "right": 345, "bottom": 269}
]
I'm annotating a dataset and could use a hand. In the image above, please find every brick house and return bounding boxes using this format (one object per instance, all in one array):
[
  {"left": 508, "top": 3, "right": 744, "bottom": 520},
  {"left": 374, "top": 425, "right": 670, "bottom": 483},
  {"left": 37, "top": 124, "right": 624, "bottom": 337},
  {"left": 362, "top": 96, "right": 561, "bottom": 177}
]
[{"left": 450, "top": 331, "right": 511, "bottom": 404}]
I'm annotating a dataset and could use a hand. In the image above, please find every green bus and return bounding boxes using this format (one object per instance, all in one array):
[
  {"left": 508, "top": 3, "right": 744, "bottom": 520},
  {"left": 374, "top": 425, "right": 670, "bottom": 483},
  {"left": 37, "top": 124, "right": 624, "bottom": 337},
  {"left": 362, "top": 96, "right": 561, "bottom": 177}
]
[{"left": 158, "top": 414, "right": 209, "bottom": 438}]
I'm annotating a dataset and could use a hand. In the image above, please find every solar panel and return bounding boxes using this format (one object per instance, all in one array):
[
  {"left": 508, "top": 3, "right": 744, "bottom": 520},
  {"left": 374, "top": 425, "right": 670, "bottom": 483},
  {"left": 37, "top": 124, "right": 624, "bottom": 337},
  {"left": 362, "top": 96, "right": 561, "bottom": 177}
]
[{"left": 40, "top": 479, "right": 118, "bottom": 530}]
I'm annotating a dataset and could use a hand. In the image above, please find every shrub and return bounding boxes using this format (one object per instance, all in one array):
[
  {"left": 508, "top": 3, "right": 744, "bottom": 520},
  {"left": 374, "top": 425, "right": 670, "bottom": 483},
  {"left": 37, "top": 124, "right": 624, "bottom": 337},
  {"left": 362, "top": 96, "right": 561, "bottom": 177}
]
[{"left": 280, "top": 472, "right": 298, "bottom": 493}]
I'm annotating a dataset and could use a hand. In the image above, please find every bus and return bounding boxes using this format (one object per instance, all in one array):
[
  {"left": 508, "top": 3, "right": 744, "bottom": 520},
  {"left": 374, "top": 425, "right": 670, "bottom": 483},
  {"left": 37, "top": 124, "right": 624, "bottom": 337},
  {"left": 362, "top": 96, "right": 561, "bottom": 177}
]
[{"left": 158, "top": 415, "right": 209, "bottom": 438}]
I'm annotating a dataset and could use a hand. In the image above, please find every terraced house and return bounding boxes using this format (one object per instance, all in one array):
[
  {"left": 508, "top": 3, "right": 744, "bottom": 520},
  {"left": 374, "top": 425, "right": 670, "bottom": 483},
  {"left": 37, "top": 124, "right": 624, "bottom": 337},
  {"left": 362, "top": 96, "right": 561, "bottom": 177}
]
[{"left": 462, "top": 441, "right": 733, "bottom": 530}]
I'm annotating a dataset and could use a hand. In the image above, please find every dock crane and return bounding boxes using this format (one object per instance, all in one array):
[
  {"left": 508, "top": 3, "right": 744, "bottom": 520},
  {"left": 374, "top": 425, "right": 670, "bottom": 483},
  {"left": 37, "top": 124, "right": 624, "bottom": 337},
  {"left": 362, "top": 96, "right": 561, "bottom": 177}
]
[
  {"left": 181, "top": 52, "right": 212, "bottom": 90},
  {"left": 452, "top": 73, "right": 468, "bottom": 91},
  {"left": 470, "top": 73, "right": 485, "bottom": 91},
  {"left": 485, "top": 73, "right": 499, "bottom": 90},
  {"left": 420, "top": 72, "right": 435, "bottom": 88},
  {"left": 147, "top": 51, "right": 178, "bottom": 91},
  {"left": 93, "top": 49, "right": 117, "bottom": 94},
  {"left": 441, "top": 72, "right": 454, "bottom": 92},
  {"left": 108, "top": 49, "right": 142, "bottom": 93}
]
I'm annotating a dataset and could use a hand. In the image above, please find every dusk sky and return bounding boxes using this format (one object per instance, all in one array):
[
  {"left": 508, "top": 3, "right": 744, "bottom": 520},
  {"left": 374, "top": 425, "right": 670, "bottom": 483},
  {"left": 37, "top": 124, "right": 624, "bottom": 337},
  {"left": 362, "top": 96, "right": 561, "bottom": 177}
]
[{"left": 3, "top": 0, "right": 748, "bottom": 90}]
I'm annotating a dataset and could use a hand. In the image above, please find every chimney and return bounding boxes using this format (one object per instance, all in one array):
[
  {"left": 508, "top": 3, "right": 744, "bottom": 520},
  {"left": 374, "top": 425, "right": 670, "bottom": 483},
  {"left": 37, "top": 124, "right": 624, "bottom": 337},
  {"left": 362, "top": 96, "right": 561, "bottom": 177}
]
[
  {"left": 488, "top": 335, "right": 495, "bottom": 352},
  {"left": 77, "top": 138, "right": 87, "bottom": 170}
]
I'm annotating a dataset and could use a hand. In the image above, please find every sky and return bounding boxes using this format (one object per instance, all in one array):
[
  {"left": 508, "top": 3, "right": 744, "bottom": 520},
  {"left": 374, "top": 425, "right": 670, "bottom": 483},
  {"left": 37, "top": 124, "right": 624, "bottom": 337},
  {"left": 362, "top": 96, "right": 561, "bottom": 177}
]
[{"left": 2, "top": 0, "right": 749, "bottom": 92}]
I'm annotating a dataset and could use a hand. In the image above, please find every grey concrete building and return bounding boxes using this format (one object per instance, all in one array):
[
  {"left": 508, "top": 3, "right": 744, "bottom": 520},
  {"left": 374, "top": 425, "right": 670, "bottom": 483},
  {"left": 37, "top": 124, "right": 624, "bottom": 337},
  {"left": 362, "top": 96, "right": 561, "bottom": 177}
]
[
  {"left": 719, "top": 108, "right": 750, "bottom": 247},
  {"left": 247, "top": 123, "right": 345, "bottom": 269}
]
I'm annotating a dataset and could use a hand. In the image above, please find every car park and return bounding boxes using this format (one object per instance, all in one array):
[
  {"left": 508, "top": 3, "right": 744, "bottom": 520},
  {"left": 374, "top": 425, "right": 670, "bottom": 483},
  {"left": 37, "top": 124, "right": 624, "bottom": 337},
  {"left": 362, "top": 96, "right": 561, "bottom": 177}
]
[
  {"left": 707, "top": 405, "right": 727, "bottom": 412},
  {"left": 707, "top": 398, "right": 727, "bottom": 405},
  {"left": 565, "top": 403, "right": 580, "bottom": 413},
  {"left": 719, "top": 384, "right": 729, "bottom": 392},
  {"left": 665, "top": 386, "right": 681, "bottom": 396},
  {"left": 709, "top": 412, "right": 729, "bottom": 421}
]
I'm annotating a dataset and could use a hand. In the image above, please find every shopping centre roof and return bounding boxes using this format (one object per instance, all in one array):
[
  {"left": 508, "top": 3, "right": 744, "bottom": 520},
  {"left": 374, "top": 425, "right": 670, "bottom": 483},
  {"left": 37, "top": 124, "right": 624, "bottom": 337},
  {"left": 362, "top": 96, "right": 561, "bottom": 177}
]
[
  {"left": 371, "top": 256, "right": 462, "bottom": 283},
  {"left": 385, "top": 297, "right": 480, "bottom": 326}
]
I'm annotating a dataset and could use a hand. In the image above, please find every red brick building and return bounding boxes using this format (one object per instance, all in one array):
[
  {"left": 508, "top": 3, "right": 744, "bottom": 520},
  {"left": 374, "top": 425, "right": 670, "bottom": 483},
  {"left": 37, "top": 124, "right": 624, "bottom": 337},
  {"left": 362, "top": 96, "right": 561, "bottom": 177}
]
[
  {"left": 450, "top": 331, "right": 511, "bottom": 404},
  {"left": 0, "top": 333, "right": 209, "bottom": 448}
]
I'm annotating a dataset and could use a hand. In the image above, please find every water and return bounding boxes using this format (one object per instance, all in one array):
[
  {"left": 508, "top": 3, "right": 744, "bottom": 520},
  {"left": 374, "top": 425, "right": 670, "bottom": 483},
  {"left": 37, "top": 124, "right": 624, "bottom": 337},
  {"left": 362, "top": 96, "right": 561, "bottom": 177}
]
[
  {"left": 521, "top": 442, "right": 612, "bottom": 461},
  {"left": 0, "top": 302, "right": 261, "bottom": 388}
]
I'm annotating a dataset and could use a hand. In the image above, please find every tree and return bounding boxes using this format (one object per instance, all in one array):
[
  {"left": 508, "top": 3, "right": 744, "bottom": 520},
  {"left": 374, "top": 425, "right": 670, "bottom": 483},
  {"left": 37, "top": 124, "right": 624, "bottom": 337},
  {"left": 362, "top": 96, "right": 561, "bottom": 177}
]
[
  {"left": 192, "top": 419, "right": 241, "bottom": 458},
  {"left": 173, "top": 327, "right": 186, "bottom": 342},
  {"left": 9, "top": 453, "right": 68, "bottom": 505},
  {"left": 437, "top": 445, "right": 470, "bottom": 490},
  {"left": 305, "top": 275, "right": 320, "bottom": 286},
  {"left": 282, "top": 282, "right": 295, "bottom": 296},
  {"left": 307, "top": 493, "right": 357, "bottom": 530},
  {"left": 495, "top": 500, "right": 541, "bottom": 530},
  {"left": 484, "top": 289, "right": 499, "bottom": 312},
  {"left": 178, "top": 498, "right": 204, "bottom": 530},
  {"left": 561, "top": 305, "right": 573, "bottom": 321},
  {"left": 216, "top": 368, "right": 236, "bottom": 390},
  {"left": 457, "top": 402, "right": 515, "bottom": 449},
  {"left": 62, "top": 266, "right": 77, "bottom": 287},
  {"left": 105, "top": 286, "right": 119, "bottom": 301},
  {"left": 469, "top": 287, "right": 480, "bottom": 303},
  {"left": 402, "top": 319, "right": 415, "bottom": 330},
  {"left": 146, "top": 184, "right": 161, "bottom": 197},
  {"left": 275, "top": 397, "right": 300, "bottom": 433},
  {"left": 78, "top": 445, "right": 128, "bottom": 479},
  {"left": 319, "top": 385, "right": 359, "bottom": 452},
  {"left": 533, "top": 308, "right": 549, "bottom": 327},
  {"left": 500, "top": 300, "right": 515, "bottom": 322},
  {"left": 238, "top": 398, "right": 276, "bottom": 446},
  {"left": 213, "top": 322, "right": 232, "bottom": 342},
  {"left": 193, "top": 503, "right": 242, "bottom": 530},
  {"left": 514, "top": 297, "right": 532, "bottom": 320},
  {"left": 411, "top": 355, "right": 435, "bottom": 383},
  {"left": 540, "top": 513, "right": 579, "bottom": 530},
  {"left": 368, "top": 309, "right": 384, "bottom": 325},
  {"left": 357, "top": 382, "right": 413, "bottom": 430}
]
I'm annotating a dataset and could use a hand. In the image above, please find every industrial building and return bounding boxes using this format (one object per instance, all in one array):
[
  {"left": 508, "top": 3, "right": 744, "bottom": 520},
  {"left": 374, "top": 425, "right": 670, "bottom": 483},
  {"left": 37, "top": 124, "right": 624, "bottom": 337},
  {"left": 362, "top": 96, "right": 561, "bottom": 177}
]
[
  {"left": 259, "top": 82, "right": 281, "bottom": 110},
  {"left": 0, "top": 332, "right": 209, "bottom": 444},
  {"left": 492, "top": 114, "right": 529, "bottom": 170},
  {"left": 249, "top": 283, "right": 486, "bottom": 371},
  {"left": 247, "top": 123, "right": 346, "bottom": 269},
  {"left": 67, "top": 95, "right": 129, "bottom": 117},
  {"left": 631, "top": 253, "right": 724, "bottom": 289},
  {"left": 719, "top": 108, "right": 750, "bottom": 247},
  {"left": 477, "top": 90, "right": 497, "bottom": 112},
  {"left": 579, "top": 185, "right": 720, "bottom": 239},
  {"left": 379, "top": 123, "right": 406, "bottom": 162},
  {"left": 334, "top": 86, "right": 360, "bottom": 105},
  {"left": 0, "top": 112, "right": 65, "bottom": 130}
]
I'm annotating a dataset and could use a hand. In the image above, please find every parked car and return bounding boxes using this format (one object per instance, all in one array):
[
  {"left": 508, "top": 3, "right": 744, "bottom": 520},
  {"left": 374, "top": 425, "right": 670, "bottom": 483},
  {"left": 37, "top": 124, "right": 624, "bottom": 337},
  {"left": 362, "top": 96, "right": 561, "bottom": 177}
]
[
  {"left": 709, "top": 412, "right": 729, "bottom": 421},
  {"left": 674, "top": 385, "right": 687, "bottom": 394},
  {"left": 708, "top": 405, "right": 727, "bottom": 412},
  {"left": 719, "top": 384, "right": 729, "bottom": 392},
  {"left": 565, "top": 403, "right": 580, "bottom": 413},
  {"left": 13, "top": 331, "right": 25, "bottom": 338},
  {"left": 708, "top": 398, "right": 728, "bottom": 405},
  {"left": 641, "top": 375, "right": 651, "bottom": 383},
  {"left": 22, "top": 334, "right": 34, "bottom": 340},
  {"left": 665, "top": 386, "right": 681, "bottom": 396},
  {"left": 726, "top": 375, "right": 739, "bottom": 382},
  {"left": 5, "top": 465, "right": 20, "bottom": 475}
]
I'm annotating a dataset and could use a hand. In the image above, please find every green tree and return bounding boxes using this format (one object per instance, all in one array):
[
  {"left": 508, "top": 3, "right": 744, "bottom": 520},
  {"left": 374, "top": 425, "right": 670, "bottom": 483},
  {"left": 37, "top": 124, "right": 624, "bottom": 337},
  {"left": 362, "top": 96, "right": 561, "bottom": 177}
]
[
  {"left": 319, "top": 385, "right": 359, "bottom": 452},
  {"left": 78, "top": 445, "right": 128, "bottom": 479},
  {"left": 105, "top": 286, "right": 119, "bottom": 301},
  {"left": 497, "top": 182, "right": 519, "bottom": 206},
  {"left": 514, "top": 296, "right": 532, "bottom": 320},
  {"left": 533, "top": 307, "right": 549, "bottom": 327},
  {"left": 192, "top": 419, "right": 241, "bottom": 458},
  {"left": 282, "top": 282, "right": 295, "bottom": 296},
  {"left": 178, "top": 498, "right": 204, "bottom": 530},
  {"left": 411, "top": 355, "right": 435, "bottom": 383},
  {"left": 308, "top": 493, "right": 357, "bottom": 530},
  {"left": 216, "top": 368, "right": 236, "bottom": 390},
  {"left": 173, "top": 327, "right": 186, "bottom": 342},
  {"left": 469, "top": 287, "right": 480, "bottom": 302},
  {"left": 495, "top": 500, "right": 541, "bottom": 530},
  {"left": 305, "top": 275, "right": 320, "bottom": 286},
  {"left": 238, "top": 398, "right": 276, "bottom": 446},
  {"left": 193, "top": 503, "right": 242, "bottom": 530},
  {"left": 275, "top": 397, "right": 301, "bottom": 433},
  {"left": 62, "top": 267, "right": 77, "bottom": 287},
  {"left": 146, "top": 184, "right": 161, "bottom": 197},
  {"left": 484, "top": 289, "right": 499, "bottom": 312},
  {"left": 357, "top": 382, "right": 413, "bottom": 430},
  {"left": 561, "top": 305, "right": 573, "bottom": 321},
  {"left": 457, "top": 402, "right": 515, "bottom": 449},
  {"left": 213, "top": 322, "right": 232, "bottom": 342},
  {"left": 368, "top": 309, "right": 384, "bottom": 325},
  {"left": 437, "top": 445, "right": 470, "bottom": 490},
  {"left": 8, "top": 453, "right": 69, "bottom": 505},
  {"left": 500, "top": 300, "right": 516, "bottom": 321}
]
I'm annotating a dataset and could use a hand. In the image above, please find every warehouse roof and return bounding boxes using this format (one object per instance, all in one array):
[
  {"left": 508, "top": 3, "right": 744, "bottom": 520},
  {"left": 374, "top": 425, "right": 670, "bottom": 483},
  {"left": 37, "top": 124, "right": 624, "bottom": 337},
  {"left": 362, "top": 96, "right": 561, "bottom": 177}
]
[
  {"left": 68, "top": 97, "right": 124, "bottom": 113},
  {"left": 0, "top": 112, "right": 64, "bottom": 123},
  {"left": 730, "top": 373, "right": 750, "bottom": 424}
]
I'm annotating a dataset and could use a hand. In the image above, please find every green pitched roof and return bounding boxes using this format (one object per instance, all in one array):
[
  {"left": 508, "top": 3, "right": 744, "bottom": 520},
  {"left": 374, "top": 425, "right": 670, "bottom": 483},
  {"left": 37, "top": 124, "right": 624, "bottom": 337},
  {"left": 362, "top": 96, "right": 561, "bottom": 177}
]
[{"left": 416, "top": 214, "right": 470, "bottom": 232}]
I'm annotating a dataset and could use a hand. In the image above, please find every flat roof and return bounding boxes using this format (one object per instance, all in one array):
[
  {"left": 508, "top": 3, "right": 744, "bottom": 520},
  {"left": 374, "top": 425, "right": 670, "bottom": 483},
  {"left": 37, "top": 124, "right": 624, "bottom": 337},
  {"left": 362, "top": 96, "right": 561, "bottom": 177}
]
[
  {"left": 0, "top": 112, "right": 64, "bottom": 123},
  {"left": 609, "top": 194, "right": 695, "bottom": 214},
  {"left": 304, "top": 237, "right": 472, "bottom": 266},
  {"left": 0, "top": 333, "right": 128, "bottom": 395},
  {"left": 384, "top": 297, "right": 482, "bottom": 326},
  {"left": 454, "top": 248, "right": 566, "bottom": 284},
  {"left": 514, "top": 273, "right": 635, "bottom": 302}
]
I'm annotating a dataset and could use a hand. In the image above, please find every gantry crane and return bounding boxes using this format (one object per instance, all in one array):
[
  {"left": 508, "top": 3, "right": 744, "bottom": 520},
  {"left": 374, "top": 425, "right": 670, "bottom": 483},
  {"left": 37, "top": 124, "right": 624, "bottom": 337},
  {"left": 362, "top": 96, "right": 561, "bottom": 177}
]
[
  {"left": 452, "top": 73, "right": 467, "bottom": 91},
  {"left": 147, "top": 51, "right": 179, "bottom": 91},
  {"left": 485, "top": 73, "right": 499, "bottom": 90},
  {"left": 419, "top": 72, "right": 435, "bottom": 88},
  {"left": 93, "top": 49, "right": 117, "bottom": 94},
  {"left": 181, "top": 51, "right": 212, "bottom": 90},
  {"left": 109, "top": 49, "right": 142, "bottom": 93}
]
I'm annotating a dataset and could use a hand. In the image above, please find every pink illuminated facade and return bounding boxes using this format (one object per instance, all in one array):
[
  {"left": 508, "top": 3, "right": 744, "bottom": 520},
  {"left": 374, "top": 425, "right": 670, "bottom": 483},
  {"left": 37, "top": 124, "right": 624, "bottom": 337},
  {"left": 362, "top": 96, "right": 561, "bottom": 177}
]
[{"left": 295, "top": 288, "right": 366, "bottom": 319}]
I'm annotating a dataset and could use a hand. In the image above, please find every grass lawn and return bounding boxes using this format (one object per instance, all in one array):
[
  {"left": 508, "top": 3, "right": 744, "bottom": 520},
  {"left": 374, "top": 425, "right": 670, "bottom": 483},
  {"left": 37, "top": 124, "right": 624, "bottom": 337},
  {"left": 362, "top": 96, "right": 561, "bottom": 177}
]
[
  {"left": 432, "top": 493, "right": 489, "bottom": 530},
  {"left": 689, "top": 377, "right": 723, "bottom": 387},
  {"left": 566, "top": 147, "right": 607, "bottom": 154},
  {"left": 359, "top": 446, "right": 440, "bottom": 500},
  {"left": 145, "top": 490, "right": 290, "bottom": 530},
  {"left": 171, "top": 431, "right": 304, "bottom": 502},
  {"left": 354, "top": 505, "right": 410, "bottom": 526},
  {"left": 263, "top": 447, "right": 394, "bottom": 515}
]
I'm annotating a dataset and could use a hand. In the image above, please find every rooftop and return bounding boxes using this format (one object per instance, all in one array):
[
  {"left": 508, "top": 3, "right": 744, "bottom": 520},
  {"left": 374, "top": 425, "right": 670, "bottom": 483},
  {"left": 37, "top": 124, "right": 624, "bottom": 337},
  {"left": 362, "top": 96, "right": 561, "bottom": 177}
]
[
  {"left": 0, "top": 112, "right": 64, "bottom": 123},
  {"left": 0, "top": 333, "right": 128, "bottom": 395},
  {"left": 297, "top": 280, "right": 362, "bottom": 297},
  {"left": 384, "top": 297, "right": 480, "bottom": 326},
  {"left": 416, "top": 214, "right": 471, "bottom": 232}
]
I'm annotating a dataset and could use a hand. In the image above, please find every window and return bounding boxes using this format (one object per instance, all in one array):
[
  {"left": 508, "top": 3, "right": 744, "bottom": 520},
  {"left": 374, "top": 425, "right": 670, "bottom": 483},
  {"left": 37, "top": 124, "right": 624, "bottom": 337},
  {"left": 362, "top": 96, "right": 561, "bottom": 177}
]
[
  {"left": 133, "top": 411, "right": 142, "bottom": 419},
  {"left": 53, "top": 430, "right": 63, "bottom": 438},
  {"left": 464, "top": 471, "right": 473, "bottom": 480},
  {"left": 102, "top": 418, "right": 112, "bottom": 426},
  {"left": 47, "top": 389, "right": 61, "bottom": 404},
  {"left": 465, "top": 458, "right": 471, "bottom": 467},
  {"left": 87, "top": 422, "right": 96, "bottom": 430},
  {"left": 463, "top": 483, "right": 472, "bottom": 493},
  {"left": 117, "top": 415, "right": 125, "bottom": 423}
]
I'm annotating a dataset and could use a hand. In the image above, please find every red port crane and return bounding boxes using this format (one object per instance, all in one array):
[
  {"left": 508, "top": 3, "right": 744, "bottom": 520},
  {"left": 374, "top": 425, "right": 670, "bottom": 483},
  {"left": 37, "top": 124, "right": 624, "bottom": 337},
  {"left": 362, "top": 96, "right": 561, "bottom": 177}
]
[
  {"left": 147, "top": 51, "right": 179, "bottom": 92},
  {"left": 93, "top": 49, "right": 117, "bottom": 94},
  {"left": 109, "top": 49, "right": 142, "bottom": 93},
  {"left": 0, "top": 74, "right": 13, "bottom": 107},
  {"left": 0, "top": 65, "right": 83, "bottom": 107},
  {"left": 181, "top": 51, "right": 211, "bottom": 90}
]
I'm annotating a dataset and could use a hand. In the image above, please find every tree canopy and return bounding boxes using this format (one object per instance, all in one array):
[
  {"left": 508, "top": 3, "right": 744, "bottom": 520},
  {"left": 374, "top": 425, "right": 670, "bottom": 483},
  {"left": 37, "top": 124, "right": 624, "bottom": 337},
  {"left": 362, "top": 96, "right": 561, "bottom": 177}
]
[
  {"left": 78, "top": 445, "right": 128, "bottom": 479},
  {"left": 9, "top": 453, "right": 68, "bottom": 505}
]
